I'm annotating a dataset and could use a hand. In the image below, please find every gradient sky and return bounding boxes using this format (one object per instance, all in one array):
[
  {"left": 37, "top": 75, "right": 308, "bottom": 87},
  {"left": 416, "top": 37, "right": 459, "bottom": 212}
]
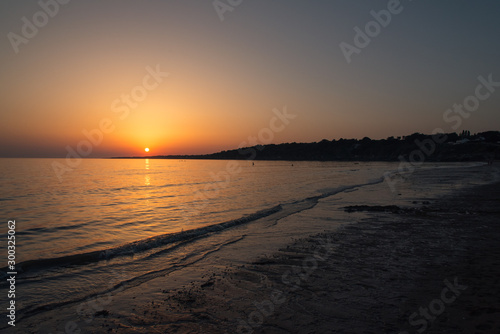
[{"left": 1, "top": 0, "right": 499, "bottom": 157}]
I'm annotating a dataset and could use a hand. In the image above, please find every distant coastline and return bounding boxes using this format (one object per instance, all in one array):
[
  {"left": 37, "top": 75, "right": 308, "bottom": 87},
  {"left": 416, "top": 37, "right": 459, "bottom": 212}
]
[{"left": 111, "top": 131, "right": 500, "bottom": 162}]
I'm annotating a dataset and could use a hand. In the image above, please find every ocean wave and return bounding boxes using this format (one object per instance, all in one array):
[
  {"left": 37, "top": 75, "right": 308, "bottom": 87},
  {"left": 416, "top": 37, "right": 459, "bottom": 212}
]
[{"left": 0, "top": 204, "right": 283, "bottom": 277}]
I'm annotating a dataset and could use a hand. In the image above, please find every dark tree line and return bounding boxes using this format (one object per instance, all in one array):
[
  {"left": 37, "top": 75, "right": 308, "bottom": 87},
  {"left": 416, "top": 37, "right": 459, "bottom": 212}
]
[{"left": 117, "top": 131, "right": 500, "bottom": 162}]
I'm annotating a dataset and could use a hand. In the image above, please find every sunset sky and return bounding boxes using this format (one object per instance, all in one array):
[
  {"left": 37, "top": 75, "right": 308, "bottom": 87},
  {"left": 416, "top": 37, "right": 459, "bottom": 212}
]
[{"left": 1, "top": 0, "right": 499, "bottom": 157}]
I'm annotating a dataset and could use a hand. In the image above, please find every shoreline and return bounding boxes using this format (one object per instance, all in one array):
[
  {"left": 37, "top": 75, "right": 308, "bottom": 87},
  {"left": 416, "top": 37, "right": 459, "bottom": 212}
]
[
  {"left": 11, "top": 165, "right": 500, "bottom": 333},
  {"left": 93, "top": 173, "right": 500, "bottom": 333}
]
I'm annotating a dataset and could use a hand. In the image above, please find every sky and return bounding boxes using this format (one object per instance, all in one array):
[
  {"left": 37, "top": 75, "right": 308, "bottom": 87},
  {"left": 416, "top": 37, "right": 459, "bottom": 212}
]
[{"left": 1, "top": 0, "right": 499, "bottom": 157}]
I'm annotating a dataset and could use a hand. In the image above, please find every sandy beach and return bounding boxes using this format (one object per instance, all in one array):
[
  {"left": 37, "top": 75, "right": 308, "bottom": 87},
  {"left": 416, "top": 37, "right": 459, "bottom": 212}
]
[
  {"left": 9, "top": 165, "right": 499, "bottom": 334},
  {"left": 23, "top": 166, "right": 498, "bottom": 334}
]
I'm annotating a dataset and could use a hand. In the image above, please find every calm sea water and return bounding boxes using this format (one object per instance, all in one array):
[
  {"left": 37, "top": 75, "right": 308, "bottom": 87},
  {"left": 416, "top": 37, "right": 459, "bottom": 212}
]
[
  {"left": 0, "top": 158, "right": 490, "bottom": 327},
  {"left": 0, "top": 159, "right": 395, "bottom": 263}
]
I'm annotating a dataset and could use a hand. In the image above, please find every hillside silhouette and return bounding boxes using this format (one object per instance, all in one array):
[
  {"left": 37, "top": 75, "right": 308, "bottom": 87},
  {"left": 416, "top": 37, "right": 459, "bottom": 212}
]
[{"left": 116, "top": 131, "right": 500, "bottom": 162}]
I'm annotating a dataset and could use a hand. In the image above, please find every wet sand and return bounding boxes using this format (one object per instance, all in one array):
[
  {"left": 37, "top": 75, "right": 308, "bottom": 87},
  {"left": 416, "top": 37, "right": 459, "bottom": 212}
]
[
  {"left": 90, "top": 178, "right": 500, "bottom": 333},
  {"left": 14, "top": 166, "right": 500, "bottom": 334}
]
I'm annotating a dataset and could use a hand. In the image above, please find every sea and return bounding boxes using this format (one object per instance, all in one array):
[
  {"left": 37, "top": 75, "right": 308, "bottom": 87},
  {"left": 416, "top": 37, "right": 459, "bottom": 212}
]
[{"left": 0, "top": 158, "right": 494, "bottom": 328}]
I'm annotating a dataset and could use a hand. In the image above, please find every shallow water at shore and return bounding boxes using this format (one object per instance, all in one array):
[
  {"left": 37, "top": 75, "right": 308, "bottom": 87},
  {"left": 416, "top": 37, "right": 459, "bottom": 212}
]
[
  {"left": 0, "top": 160, "right": 497, "bottom": 331},
  {"left": 1, "top": 159, "right": 402, "bottom": 263}
]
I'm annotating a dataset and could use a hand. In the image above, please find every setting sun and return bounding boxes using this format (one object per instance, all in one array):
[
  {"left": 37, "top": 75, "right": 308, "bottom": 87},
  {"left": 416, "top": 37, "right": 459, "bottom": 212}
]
[{"left": 145, "top": 148, "right": 150, "bottom": 153}]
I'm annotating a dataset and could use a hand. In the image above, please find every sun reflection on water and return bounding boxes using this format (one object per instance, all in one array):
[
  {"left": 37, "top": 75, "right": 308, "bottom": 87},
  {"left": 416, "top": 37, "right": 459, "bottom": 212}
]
[{"left": 145, "top": 159, "right": 151, "bottom": 186}]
